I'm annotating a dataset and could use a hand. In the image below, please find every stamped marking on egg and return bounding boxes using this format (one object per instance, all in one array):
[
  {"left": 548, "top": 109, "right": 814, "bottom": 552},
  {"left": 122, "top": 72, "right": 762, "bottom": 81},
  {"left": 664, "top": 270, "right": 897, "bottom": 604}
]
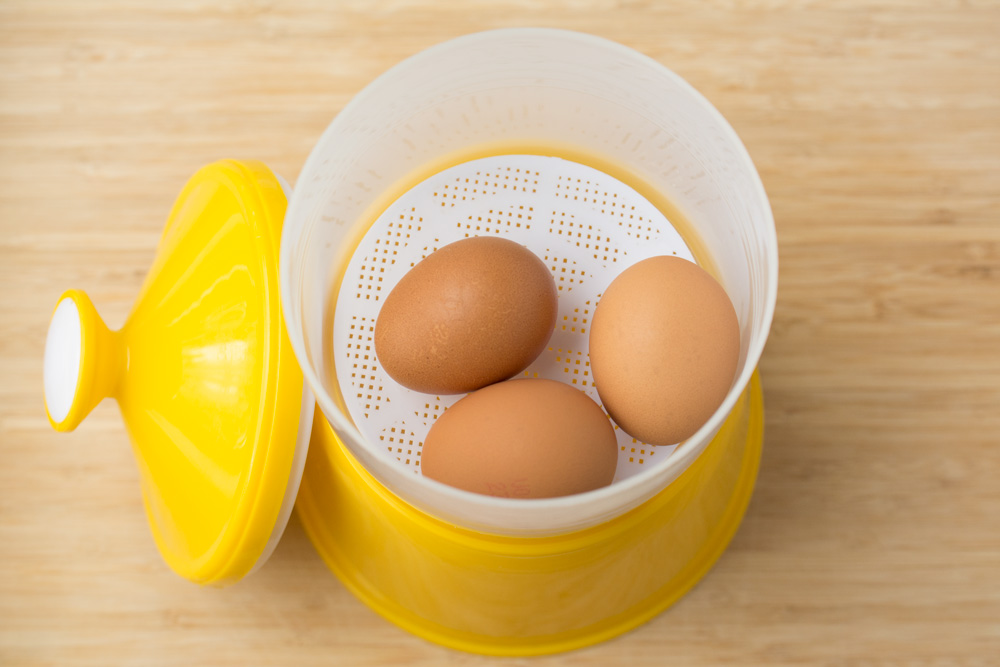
[
  {"left": 333, "top": 155, "right": 695, "bottom": 482},
  {"left": 485, "top": 479, "right": 532, "bottom": 499}
]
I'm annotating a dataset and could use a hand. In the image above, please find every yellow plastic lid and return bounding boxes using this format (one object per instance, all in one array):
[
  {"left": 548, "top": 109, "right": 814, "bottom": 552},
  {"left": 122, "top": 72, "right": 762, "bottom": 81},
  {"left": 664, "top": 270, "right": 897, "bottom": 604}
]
[{"left": 42, "top": 160, "right": 313, "bottom": 586}]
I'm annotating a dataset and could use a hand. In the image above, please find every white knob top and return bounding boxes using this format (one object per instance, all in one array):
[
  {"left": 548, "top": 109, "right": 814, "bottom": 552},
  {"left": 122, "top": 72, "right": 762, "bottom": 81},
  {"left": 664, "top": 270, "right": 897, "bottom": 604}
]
[{"left": 43, "top": 296, "right": 83, "bottom": 425}]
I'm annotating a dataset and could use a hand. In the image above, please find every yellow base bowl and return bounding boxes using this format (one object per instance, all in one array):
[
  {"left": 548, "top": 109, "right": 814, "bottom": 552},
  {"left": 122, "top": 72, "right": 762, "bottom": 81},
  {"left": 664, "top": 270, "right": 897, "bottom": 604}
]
[{"left": 295, "top": 371, "right": 764, "bottom": 656}]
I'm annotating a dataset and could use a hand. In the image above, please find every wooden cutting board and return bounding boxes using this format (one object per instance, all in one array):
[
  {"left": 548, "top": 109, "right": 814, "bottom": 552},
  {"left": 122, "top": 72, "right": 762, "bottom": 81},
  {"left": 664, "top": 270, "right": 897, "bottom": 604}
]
[{"left": 1, "top": 1, "right": 998, "bottom": 665}]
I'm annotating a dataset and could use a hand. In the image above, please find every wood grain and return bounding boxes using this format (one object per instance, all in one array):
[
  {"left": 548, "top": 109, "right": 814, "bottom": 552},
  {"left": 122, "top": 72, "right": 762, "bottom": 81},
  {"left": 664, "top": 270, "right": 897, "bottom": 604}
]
[{"left": 2, "top": 1, "right": 999, "bottom": 665}]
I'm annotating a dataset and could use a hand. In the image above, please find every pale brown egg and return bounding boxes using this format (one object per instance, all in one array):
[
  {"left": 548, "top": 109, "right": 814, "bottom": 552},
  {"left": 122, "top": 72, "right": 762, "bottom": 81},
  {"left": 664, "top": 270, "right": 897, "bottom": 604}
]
[
  {"left": 589, "top": 256, "right": 740, "bottom": 446},
  {"left": 421, "top": 379, "right": 618, "bottom": 499},
  {"left": 374, "top": 236, "right": 558, "bottom": 395}
]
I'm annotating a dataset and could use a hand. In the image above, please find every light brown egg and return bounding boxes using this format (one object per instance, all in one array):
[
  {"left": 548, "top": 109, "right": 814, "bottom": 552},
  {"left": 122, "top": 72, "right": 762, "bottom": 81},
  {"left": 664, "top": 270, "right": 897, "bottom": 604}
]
[
  {"left": 589, "top": 256, "right": 740, "bottom": 446},
  {"left": 374, "top": 236, "right": 558, "bottom": 395},
  {"left": 421, "top": 379, "right": 618, "bottom": 499}
]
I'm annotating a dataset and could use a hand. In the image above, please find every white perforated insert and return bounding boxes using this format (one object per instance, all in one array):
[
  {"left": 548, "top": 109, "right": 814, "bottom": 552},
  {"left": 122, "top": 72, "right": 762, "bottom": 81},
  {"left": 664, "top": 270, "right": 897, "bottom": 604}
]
[{"left": 332, "top": 155, "right": 695, "bottom": 483}]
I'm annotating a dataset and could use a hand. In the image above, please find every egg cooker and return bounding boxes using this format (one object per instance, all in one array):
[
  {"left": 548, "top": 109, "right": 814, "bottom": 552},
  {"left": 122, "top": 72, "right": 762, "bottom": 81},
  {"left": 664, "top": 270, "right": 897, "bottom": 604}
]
[{"left": 42, "top": 29, "right": 777, "bottom": 655}]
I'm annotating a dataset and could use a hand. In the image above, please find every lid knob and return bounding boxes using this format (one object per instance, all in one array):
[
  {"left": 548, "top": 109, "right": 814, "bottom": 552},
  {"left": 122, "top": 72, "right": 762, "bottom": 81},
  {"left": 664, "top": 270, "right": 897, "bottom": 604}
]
[{"left": 44, "top": 289, "right": 125, "bottom": 432}]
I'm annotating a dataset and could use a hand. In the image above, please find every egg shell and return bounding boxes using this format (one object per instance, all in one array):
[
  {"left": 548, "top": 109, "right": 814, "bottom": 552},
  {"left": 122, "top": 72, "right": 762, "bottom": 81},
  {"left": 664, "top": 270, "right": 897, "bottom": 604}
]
[
  {"left": 374, "top": 236, "right": 558, "bottom": 395},
  {"left": 589, "top": 255, "right": 740, "bottom": 446},
  {"left": 420, "top": 378, "right": 618, "bottom": 499}
]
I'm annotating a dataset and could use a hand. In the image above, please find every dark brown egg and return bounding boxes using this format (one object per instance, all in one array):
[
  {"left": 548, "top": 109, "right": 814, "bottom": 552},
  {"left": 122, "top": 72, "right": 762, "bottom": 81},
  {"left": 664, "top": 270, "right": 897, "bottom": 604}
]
[
  {"left": 589, "top": 256, "right": 740, "bottom": 446},
  {"left": 374, "top": 236, "right": 557, "bottom": 395},
  {"left": 421, "top": 379, "right": 618, "bottom": 498}
]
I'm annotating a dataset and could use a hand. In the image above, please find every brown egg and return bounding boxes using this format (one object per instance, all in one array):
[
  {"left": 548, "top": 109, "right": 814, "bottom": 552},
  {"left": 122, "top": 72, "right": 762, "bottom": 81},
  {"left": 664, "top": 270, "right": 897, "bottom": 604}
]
[
  {"left": 589, "top": 256, "right": 740, "bottom": 446},
  {"left": 374, "top": 236, "right": 558, "bottom": 395},
  {"left": 421, "top": 379, "right": 618, "bottom": 498}
]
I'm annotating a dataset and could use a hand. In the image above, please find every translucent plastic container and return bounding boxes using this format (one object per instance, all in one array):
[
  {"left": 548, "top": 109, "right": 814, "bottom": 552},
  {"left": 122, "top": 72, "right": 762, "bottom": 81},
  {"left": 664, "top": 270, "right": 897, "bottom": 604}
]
[{"left": 280, "top": 28, "right": 778, "bottom": 536}]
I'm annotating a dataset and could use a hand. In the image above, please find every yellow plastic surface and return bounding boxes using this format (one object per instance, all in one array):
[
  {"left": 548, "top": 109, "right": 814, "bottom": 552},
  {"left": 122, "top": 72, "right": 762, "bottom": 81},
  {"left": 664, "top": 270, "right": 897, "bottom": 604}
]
[
  {"left": 45, "top": 161, "right": 303, "bottom": 586},
  {"left": 297, "top": 371, "right": 764, "bottom": 656}
]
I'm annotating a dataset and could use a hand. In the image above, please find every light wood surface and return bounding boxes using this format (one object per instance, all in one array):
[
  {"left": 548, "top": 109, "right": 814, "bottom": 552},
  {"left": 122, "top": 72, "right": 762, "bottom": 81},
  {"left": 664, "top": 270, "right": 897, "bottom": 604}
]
[{"left": 2, "top": 1, "right": 999, "bottom": 665}]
